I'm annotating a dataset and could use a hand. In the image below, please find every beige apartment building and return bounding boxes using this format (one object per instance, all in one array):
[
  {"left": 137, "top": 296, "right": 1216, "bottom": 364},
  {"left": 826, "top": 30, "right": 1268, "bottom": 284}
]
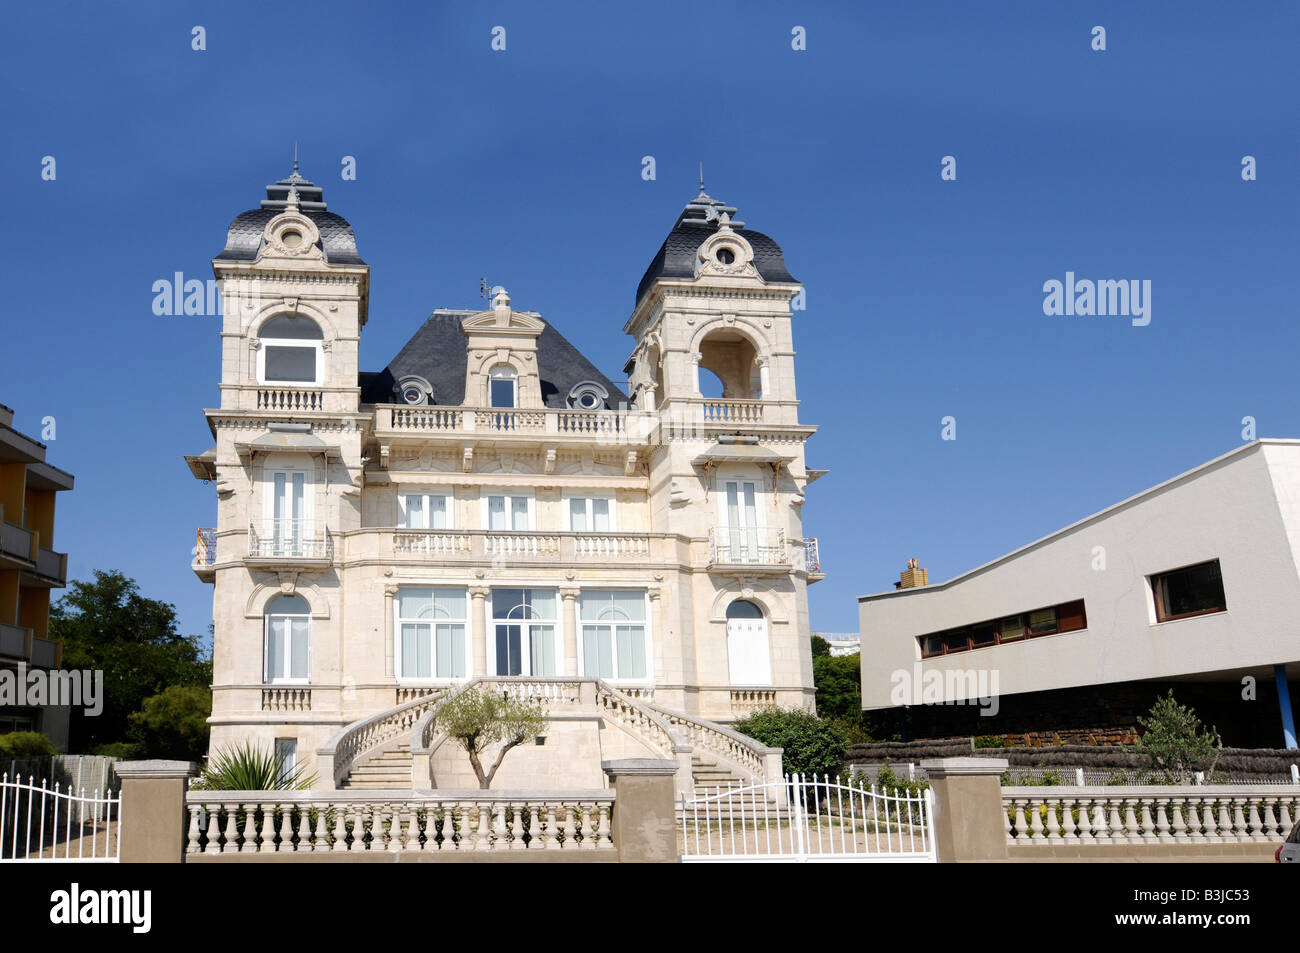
[{"left": 187, "top": 166, "right": 823, "bottom": 790}]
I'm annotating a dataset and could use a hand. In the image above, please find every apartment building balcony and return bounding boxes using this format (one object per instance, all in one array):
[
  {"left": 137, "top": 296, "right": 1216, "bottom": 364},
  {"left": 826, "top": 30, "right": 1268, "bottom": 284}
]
[
  {"left": 375, "top": 528, "right": 664, "bottom": 565},
  {"left": 707, "top": 527, "right": 791, "bottom": 574},
  {"left": 193, "top": 527, "right": 217, "bottom": 582},
  {"left": 0, "top": 509, "right": 67, "bottom": 586},
  {"left": 0, "top": 622, "right": 60, "bottom": 667},
  {"left": 800, "top": 536, "right": 826, "bottom": 583},
  {"left": 246, "top": 519, "right": 334, "bottom": 569},
  {"left": 375, "top": 404, "right": 632, "bottom": 445}
]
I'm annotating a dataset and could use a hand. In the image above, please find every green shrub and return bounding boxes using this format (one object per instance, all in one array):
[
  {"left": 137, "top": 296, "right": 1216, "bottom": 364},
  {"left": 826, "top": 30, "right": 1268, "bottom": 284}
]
[
  {"left": 1137, "top": 690, "right": 1222, "bottom": 783},
  {"left": 192, "top": 741, "right": 315, "bottom": 791},
  {"left": 91, "top": 742, "right": 142, "bottom": 759},
  {"left": 128, "top": 684, "right": 211, "bottom": 760},
  {"left": 0, "top": 731, "right": 58, "bottom": 760},
  {"left": 870, "top": 762, "right": 929, "bottom": 794},
  {"left": 973, "top": 735, "right": 1004, "bottom": 749},
  {"left": 732, "top": 706, "right": 846, "bottom": 778}
]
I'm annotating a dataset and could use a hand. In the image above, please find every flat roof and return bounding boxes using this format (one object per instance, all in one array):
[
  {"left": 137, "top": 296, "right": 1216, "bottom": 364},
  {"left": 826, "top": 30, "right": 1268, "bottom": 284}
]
[{"left": 858, "top": 439, "right": 1297, "bottom": 604}]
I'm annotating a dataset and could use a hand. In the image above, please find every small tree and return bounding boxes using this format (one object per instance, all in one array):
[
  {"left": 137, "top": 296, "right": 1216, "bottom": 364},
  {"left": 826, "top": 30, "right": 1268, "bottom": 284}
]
[
  {"left": 436, "top": 688, "right": 548, "bottom": 789},
  {"left": 1137, "top": 690, "right": 1222, "bottom": 783}
]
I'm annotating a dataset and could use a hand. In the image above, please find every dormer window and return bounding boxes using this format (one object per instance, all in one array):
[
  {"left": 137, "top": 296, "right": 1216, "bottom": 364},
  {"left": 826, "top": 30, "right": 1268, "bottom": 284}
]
[
  {"left": 489, "top": 366, "right": 517, "bottom": 408},
  {"left": 258, "top": 315, "right": 324, "bottom": 385},
  {"left": 395, "top": 374, "right": 433, "bottom": 406},
  {"left": 567, "top": 380, "right": 609, "bottom": 411}
]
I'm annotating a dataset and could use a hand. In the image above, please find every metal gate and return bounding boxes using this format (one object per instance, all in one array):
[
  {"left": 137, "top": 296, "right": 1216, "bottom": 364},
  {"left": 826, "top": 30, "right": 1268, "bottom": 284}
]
[
  {"left": 0, "top": 773, "right": 121, "bottom": 862},
  {"left": 679, "top": 773, "right": 936, "bottom": 863}
]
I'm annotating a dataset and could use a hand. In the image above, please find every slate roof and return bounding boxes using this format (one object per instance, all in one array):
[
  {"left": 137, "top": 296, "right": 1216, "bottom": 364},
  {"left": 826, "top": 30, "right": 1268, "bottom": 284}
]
[
  {"left": 359, "top": 311, "right": 628, "bottom": 410},
  {"left": 215, "top": 167, "right": 365, "bottom": 266},
  {"left": 634, "top": 191, "right": 797, "bottom": 306}
]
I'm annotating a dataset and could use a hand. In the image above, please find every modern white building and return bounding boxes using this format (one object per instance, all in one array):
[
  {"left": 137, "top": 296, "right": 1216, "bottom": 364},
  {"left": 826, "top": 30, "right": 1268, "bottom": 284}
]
[{"left": 858, "top": 440, "right": 1300, "bottom": 749}]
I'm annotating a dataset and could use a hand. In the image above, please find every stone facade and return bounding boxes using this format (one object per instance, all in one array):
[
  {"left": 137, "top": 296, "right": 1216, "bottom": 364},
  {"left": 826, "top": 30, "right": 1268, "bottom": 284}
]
[{"left": 188, "top": 171, "right": 822, "bottom": 784}]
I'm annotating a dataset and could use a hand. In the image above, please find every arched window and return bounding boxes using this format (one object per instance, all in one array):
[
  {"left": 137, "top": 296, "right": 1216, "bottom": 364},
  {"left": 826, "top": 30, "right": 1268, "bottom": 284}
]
[
  {"left": 258, "top": 314, "right": 324, "bottom": 385},
  {"left": 489, "top": 365, "right": 517, "bottom": 408},
  {"left": 396, "top": 588, "right": 467, "bottom": 680},
  {"left": 579, "top": 590, "right": 648, "bottom": 681},
  {"left": 265, "top": 594, "right": 310, "bottom": 683},
  {"left": 726, "top": 599, "right": 764, "bottom": 620},
  {"left": 491, "top": 588, "right": 557, "bottom": 676}
]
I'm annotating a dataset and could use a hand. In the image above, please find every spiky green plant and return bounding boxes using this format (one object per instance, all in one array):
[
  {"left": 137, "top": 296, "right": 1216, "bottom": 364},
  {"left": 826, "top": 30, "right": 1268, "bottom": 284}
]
[{"left": 190, "top": 740, "right": 316, "bottom": 791}]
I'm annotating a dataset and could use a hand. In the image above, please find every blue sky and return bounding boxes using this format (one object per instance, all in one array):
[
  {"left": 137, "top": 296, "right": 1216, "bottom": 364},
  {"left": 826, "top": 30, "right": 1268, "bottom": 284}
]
[{"left": 1, "top": 1, "right": 1295, "bottom": 644}]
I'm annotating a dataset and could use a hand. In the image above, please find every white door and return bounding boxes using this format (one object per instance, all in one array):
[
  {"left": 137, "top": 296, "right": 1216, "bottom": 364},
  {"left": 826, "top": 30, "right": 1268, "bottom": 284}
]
[
  {"left": 727, "top": 617, "right": 772, "bottom": 685},
  {"left": 722, "top": 480, "right": 760, "bottom": 562}
]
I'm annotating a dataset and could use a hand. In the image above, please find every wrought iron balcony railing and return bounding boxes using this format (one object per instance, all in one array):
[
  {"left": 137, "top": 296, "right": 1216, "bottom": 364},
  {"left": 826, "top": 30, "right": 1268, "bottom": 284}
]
[{"left": 248, "top": 519, "right": 333, "bottom": 561}]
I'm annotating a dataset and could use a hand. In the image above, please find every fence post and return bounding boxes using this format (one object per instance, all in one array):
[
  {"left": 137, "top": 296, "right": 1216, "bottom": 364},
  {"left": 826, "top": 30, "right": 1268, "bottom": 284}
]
[
  {"left": 919, "top": 757, "right": 1009, "bottom": 863},
  {"left": 602, "top": 758, "right": 678, "bottom": 863},
  {"left": 115, "top": 760, "right": 196, "bottom": 863}
]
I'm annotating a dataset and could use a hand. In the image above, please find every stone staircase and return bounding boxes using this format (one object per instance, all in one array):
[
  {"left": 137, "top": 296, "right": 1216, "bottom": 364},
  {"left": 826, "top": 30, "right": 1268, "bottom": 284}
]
[{"left": 340, "top": 741, "right": 414, "bottom": 790}]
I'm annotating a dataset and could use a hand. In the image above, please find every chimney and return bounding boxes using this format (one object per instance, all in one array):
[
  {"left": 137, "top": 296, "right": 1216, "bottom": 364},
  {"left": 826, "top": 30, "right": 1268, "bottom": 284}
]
[
  {"left": 0, "top": 403, "right": 13, "bottom": 428},
  {"left": 897, "top": 557, "right": 928, "bottom": 590}
]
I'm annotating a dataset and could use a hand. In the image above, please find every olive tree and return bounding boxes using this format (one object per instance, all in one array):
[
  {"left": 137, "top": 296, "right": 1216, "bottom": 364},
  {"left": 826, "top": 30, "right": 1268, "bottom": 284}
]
[{"left": 436, "top": 688, "right": 549, "bottom": 789}]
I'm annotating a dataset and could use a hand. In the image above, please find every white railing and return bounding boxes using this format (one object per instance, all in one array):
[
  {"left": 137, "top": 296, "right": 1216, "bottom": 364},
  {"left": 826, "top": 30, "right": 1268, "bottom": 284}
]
[
  {"left": 184, "top": 790, "right": 614, "bottom": 854},
  {"left": 248, "top": 519, "right": 333, "bottom": 560},
  {"left": 319, "top": 690, "right": 449, "bottom": 788},
  {"left": 262, "top": 687, "right": 311, "bottom": 712},
  {"left": 474, "top": 409, "right": 548, "bottom": 433},
  {"left": 1003, "top": 785, "right": 1300, "bottom": 844},
  {"left": 573, "top": 534, "right": 651, "bottom": 559},
  {"left": 485, "top": 533, "right": 562, "bottom": 559},
  {"left": 708, "top": 527, "right": 789, "bottom": 567},
  {"left": 257, "top": 387, "right": 323, "bottom": 412},
  {"left": 730, "top": 689, "right": 777, "bottom": 713},
  {"left": 556, "top": 411, "right": 622, "bottom": 436},
  {"left": 393, "top": 531, "right": 472, "bottom": 556},
  {"left": 390, "top": 407, "right": 463, "bottom": 431},
  {"left": 699, "top": 399, "right": 765, "bottom": 424},
  {"left": 680, "top": 774, "right": 935, "bottom": 862},
  {"left": 1, "top": 774, "right": 120, "bottom": 862},
  {"left": 649, "top": 702, "right": 780, "bottom": 783},
  {"left": 801, "top": 537, "right": 821, "bottom": 574}
]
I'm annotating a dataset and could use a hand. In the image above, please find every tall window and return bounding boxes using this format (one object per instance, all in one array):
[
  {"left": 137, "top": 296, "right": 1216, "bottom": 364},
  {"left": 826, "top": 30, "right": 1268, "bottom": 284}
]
[
  {"left": 489, "top": 366, "right": 517, "bottom": 408},
  {"left": 258, "top": 314, "right": 324, "bottom": 385},
  {"left": 491, "top": 589, "right": 558, "bottom": 677},
  {"left": 486, "top": 494, "right": 531, "bottom": 531},
  {"left": 580, "top": 590, "right": 648, "bottom": 681},
  {"left": 719, "top": 476, "right": 761, "bottom": 562},
  {"left": 567, "top": 497, "right": 613, "bottom": 533},
  {"left": 396, "top": 588, "right": 467, "bottom": 679},
  {"left": 399, "top": 492, "right": 452, "bottom": 529},
  {"left": 274, "top": 739, "right": 298, "bottom": 785},
  {"left": 265, "top": 594, "right": 310, "bottom": 683},
  {"left": 1152, "top": 560, "right": 1226, "bottom": 622}
]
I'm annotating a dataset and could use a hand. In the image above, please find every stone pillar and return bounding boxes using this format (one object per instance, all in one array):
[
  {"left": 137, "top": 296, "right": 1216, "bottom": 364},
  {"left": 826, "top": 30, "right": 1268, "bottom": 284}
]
[
  {"left": 919, "top": 757, "right": 1008, "bottom": 863},
  {"left": 469, "top": 585, "right": 490, "bottom": 677},
  {"left": 383, "top": 583, "right": 398, "bottom": 677},
  {"left": 560, "top": 586, "right": 580, "bottom": 676},
  {"left": 114, "top": 760, "right": 196, "bottom": 863},
  {"left": 603, "top": 759, "right": 679, "bottom": 863}
]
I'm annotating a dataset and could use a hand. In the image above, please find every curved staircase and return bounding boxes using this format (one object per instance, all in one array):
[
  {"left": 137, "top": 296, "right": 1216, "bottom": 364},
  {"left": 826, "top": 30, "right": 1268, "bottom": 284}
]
[{"left": 318, "top": 678, "right": 783, "bottom": 796}]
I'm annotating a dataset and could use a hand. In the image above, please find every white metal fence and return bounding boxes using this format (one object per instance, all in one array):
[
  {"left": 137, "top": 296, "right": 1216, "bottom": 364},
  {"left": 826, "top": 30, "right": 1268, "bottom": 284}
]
[
  {"left": 0, "top": 773, "right": 121, "bottom": 862},
  {"left": 679, "top": 774, "right": 936, "bottom": 863}
]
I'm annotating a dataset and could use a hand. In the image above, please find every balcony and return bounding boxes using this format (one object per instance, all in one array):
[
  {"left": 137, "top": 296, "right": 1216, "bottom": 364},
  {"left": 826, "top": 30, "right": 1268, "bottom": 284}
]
[
  {"left": 707, "top": 527, "right": 790, "bottom": 574},
  {"left": 247, "top": 519, "right": 334, "bottom": 568},
  {"left": 192, "top": 527, "right": 217, "bottom": 582},
  {"left": 0, "top": 623, "right": 59, "bottom": 667},
  {"left": 380, "top": 405, "right": 627, "bottom": 440},
  {"left": 389, "top": 529, "right": 656, "bottom": 563},
  {"left": 800, "top": 537, "right": 826, "bottom": 583},
  {"left": 0, "top": 516, "right": 34, "bottom": 568}
]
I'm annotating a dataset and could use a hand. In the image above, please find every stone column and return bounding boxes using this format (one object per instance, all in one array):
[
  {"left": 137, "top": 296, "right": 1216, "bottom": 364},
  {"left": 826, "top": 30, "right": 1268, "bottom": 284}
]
[
  {"left": 560, "top": 586, "right": 580, "bottom": 676},
  {"left": 469, "top": 585, "right": 490, "bottom": 677},
  {"left": 919, "top": 757, "right": 1009, "bottom": 863},
  {"left": 114, "top": 760, "right": 196, "bottom": 863},
  {"left": 383, "top": 583, "right": 398, "bottom": 677},
  {"left": 602, "top": 758, "right": 679, "bottom": 863}
]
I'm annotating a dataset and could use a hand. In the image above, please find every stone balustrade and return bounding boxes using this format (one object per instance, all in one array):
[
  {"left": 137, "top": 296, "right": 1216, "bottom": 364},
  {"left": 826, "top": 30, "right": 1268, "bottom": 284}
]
[
  {"left": 649, "top": 702, "right": 782, "bottom": 784},
  {"left": 318, "top": 690, "right": 449, "bottom": 789},
  {"left": 1003, "top": 785, "right": 1300, "bottom": 844},
  {"left": 262, "top": 687, "right": 311, "bottom": 712},
  {"left": 184, "top": 790, "right": 614, "bottom": 854}
]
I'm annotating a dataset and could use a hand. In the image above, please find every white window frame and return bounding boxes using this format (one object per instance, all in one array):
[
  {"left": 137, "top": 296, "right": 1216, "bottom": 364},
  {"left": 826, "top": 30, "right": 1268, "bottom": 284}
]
[
  {"left": 274, "top": 738, "right": 298, "bottom": 784},
  {"left": 564, "top": 495, "right": 616, "bottom": 533},
  {"left": 481, "top": 492, "right": 534, "bottom": 531},
  {"left": 264, "top": 599, "right": 311, "bottom": 685},
  {"left": 257, "top": 338, "right": 325, "bottom": 386},
  {"left": 488, "top": 365, "right": 518, "bottom": 408},
  {"left": 488, "top": 589, "right": 561, "bottom": 678},
  {"left": 262, "top": 460, "right": 316, "bottom": 525},
  {"left": 577, "top": 589, "right": 652, "bottom": 684},
  {"left": 398, "top": 491, "right": 454, "bottom": 530},
  {"left": 715, "top": 469, "right": 765, "bottom": 532},
  {"left": 394, "top": 587, "right": 470, "bottom": 682}
]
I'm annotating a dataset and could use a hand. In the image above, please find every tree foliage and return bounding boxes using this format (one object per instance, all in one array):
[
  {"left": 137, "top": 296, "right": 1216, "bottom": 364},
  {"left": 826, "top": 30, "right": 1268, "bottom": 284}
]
[
  {"left": 49, "top": 570, "right": 211, "bottom": 750},
  {"left": 732, "top": 706, "right": 847, "bottom": 778},
  {"left": 128, "top": 685, "right": 212, "bottom": 761},
  {"left": 436, "top": 688, "right": 548, "bottom": 789},
  {"left": 1137, "top": 690, "right": 1222, "bottom": 783}
]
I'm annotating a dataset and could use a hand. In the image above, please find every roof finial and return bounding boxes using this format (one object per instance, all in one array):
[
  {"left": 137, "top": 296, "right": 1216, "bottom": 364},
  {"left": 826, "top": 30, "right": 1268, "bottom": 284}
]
[
  {"left": 293, "top": 141, "right": 299, "bottom": 177},
  {"left": 698, "top": 162, "right": 705, "bottom": 196}
]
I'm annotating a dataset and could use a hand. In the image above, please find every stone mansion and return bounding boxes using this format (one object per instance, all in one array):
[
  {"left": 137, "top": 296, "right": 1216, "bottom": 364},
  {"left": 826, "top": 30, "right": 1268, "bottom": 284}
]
[{"left": 187, "top": 166, "right": 822, "bottom": 790}]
